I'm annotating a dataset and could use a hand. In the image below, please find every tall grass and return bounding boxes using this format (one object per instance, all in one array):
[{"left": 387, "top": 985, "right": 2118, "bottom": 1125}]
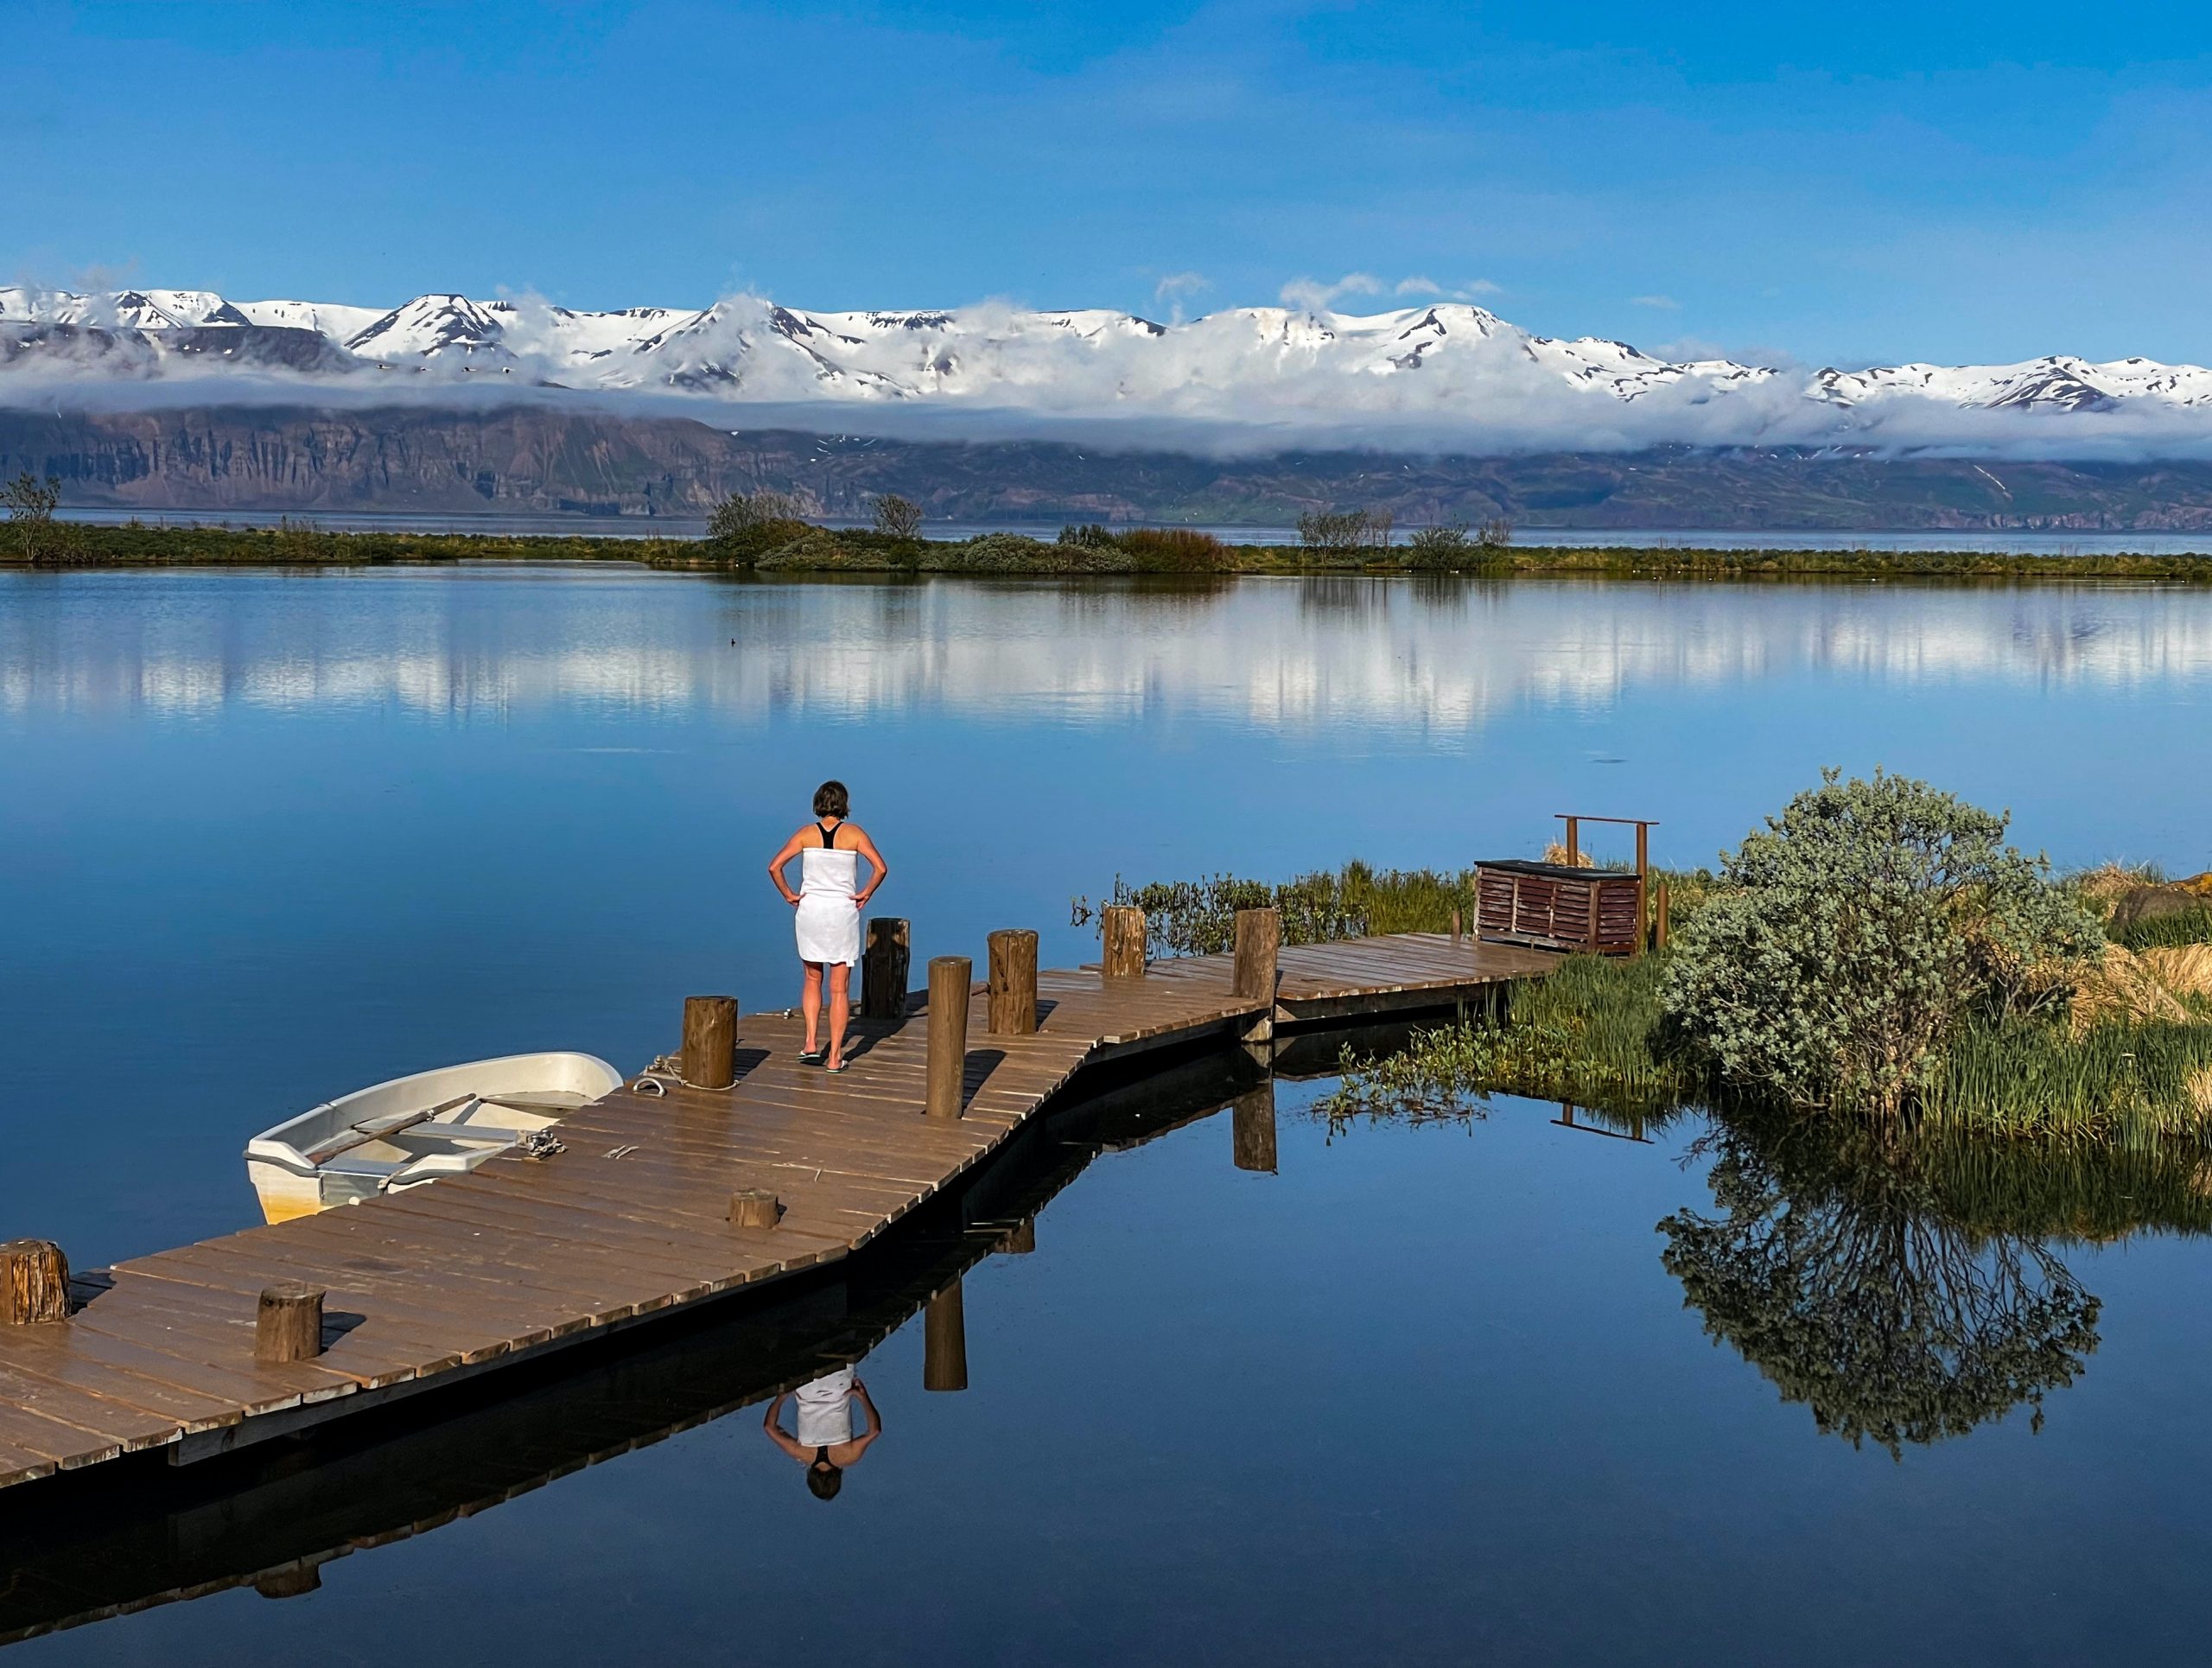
[
  {"left": 2114, "top": 906, "right": 2212, "bottom": 952},
  {"left": 1920, "top": 1017, "right": 2212, "bottom": 1143},
  {"left": 1319, "top": 954, "right": 1693, "bottom": 1124},
  {"left": 1071, "top": 861, "right": 1483, "bottom": 956}
]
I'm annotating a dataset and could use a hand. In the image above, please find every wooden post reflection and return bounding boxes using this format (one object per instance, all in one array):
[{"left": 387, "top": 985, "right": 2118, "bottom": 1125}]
[
  {"left": 923, "top": 1279, "right": 969, "bottom": 1392},
  {"left": 999, "top": 1217, "right": 1036, "bottom": 1254},
  {"left": 1232, "top": 1080, "right": 1278, "bottom": 1174}
]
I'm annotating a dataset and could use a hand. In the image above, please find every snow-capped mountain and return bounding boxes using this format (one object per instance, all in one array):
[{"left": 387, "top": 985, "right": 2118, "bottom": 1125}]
[{"left": 6, "top": 283, "right": 2212, "bottom": 448}]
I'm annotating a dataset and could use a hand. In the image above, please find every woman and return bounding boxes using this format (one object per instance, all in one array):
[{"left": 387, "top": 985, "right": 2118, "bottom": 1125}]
[{"left": 767, "top": 780, "right": 887, "bottom": 1073}]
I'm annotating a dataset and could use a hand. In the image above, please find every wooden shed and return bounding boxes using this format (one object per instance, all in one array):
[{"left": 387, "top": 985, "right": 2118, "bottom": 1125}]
[{"left": 1474, "top": 861, "right": 1644, "bottom": 956}]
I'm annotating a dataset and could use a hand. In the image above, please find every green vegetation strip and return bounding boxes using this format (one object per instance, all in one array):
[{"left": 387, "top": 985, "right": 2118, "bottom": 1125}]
[{"left": 8, "top": 499, "right": 2212, "bottom": 582}]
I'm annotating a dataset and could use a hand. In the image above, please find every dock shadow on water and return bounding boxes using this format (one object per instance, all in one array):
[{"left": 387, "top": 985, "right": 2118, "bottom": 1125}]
[{"left": 0, "top": 1043, "right": 1278, "bottom": 1650}]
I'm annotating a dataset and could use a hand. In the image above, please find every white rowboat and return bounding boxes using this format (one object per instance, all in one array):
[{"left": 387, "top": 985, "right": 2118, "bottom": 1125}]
[{"left": 244, "top": 1052, "right": 624, "bottom": 1223}]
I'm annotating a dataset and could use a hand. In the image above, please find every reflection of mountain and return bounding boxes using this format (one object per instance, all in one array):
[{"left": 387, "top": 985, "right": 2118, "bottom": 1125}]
[
  {"left": 3, "top": 574, "right": 2209, "bottom": 733},
  {"left": 1658, "top": 1117, "right": 2123, "bottom": 1455}
]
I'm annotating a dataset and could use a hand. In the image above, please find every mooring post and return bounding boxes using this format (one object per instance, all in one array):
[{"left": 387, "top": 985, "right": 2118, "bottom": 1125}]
[
  {"left": 861, "top": 916, "right": 911, "bottom": 1020},
  {"left": 1654, "top": 878, "right": 1671, "bottom": 952},
  {"left": 1564, "top": 816, "right": 1580, "bottom": 865},
  {"left": 256, "top": 1281, "right": 325, "bottom": 1364},
  {"left": 253, "top": 1563, "right": 324, "bottom": 1601},
  {"left": 729, "top": 1188, "right": 780, "bottom": 1230},
  {"left": 681, "top": 995, "right": 739, "bottom": 1090},
  {"left": 925, "top": 955, "right": 972, "bottom": 1119},
  {"left": 1103, "top": 905, "right": 1147, "bottom": 979},
  {"left": 1233, "top": 906, "right": 1281, "bottom": 1044},
  {"left": 924, "top": 1278, "right": 969, "bottom": 1391},
  {"left": 1232, "top": 1080, "right": 1278, "bottom": 1174},
  {"left": 987, "top": 928, "right": 1039, "bottom": 1036},
  {"left": 0, "top": 1239, "right": 70, "bottom": 1326}
]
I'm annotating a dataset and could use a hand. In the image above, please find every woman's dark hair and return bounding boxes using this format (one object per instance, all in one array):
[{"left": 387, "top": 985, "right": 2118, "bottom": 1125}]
[
  {"left": 813, "top": 780, "right": 850, "bottom": 819},
  {"left": 806, "top": 1462, "right": 844, "bottom": 1500}
]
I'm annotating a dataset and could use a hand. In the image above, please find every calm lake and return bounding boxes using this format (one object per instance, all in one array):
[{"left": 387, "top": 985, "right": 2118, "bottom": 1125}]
[{"left": 3, "top": 566, "right": 2212, "bottom": 1663}]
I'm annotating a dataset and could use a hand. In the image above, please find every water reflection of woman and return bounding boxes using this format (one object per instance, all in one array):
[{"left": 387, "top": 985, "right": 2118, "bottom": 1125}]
[{"left": 763, "top": 1367, "right": 882, "bottom": 1499}]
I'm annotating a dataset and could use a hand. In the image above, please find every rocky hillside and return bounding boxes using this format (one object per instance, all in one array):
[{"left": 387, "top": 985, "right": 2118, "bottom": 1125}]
[{"left": 11, "top": 404, "right": 2212, "bottom": 530}]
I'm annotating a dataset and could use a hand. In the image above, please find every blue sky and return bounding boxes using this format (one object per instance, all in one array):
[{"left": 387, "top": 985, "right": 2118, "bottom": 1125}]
[{"left": 9, "top": 0, "right": 2212, "bottom": 367}]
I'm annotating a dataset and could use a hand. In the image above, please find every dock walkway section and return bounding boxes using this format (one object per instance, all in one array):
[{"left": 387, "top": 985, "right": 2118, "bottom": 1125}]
[{"left": 0, "top": 932, "right": 1555, "bottom": 1492}]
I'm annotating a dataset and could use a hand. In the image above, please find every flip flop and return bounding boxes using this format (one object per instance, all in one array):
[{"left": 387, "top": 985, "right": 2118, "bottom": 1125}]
[
  {"left": 798, "top": 1048, "right": 826, "bottom": 1066},
  {"left": 824, "top": 1059, "right": 850, "bottom": 1073}
]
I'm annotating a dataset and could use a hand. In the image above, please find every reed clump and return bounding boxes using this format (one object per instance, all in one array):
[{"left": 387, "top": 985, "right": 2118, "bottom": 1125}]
[{"left": 1071, "top": 860, "right": 1485, "bottom": 956}]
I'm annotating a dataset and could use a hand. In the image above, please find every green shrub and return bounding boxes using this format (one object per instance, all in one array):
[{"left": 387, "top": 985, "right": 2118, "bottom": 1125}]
[
  {"left": 1403, "top": 525, "right": 1470, "bottom": 568},
  {"left": 704, "top": 490, "right": 809, "bottom": 567},
  {"left": 2, "top": 471, "right": 67, "bottom": 563},
  {"left": 1296, "top": 508, "right": 1390, "bottom": 551},
  {"left": 1121, "top": 527, "right": 1229, "bottom": 571},
  {"left": 1662, "top": 770, "right": 2103, "bottom": 1115},
  {"left": 1058, "top": 523, "right": 1121, "bottom": 550},
  {"left": 753, "top": 530, "right": 877, "bottom": 570},
  {"left": 948, "top": 533, "right": 1135, "bottom": 573}
]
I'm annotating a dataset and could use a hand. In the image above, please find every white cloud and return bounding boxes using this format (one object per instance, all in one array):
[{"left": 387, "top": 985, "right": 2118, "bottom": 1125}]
[
  {"left": 1630, "top": 295, "right": 1681, "bottom": 309},
  {"left": 1279, "top": 273, "right": 1503, "bottom": 310},
  {"left": 1152, "top": 271, "right": 1210, "bottom": 324},
  {"left": 1279, "top": 271, "right": 1389, "bottom": 310}
]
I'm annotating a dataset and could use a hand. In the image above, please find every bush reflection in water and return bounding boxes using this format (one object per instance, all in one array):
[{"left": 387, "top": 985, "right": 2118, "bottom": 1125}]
[{"left": 1325, "top": 1088, "right": 2212, "bottom": 1456}]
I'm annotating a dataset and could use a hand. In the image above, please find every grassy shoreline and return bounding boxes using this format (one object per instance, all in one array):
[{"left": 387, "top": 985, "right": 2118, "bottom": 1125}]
[
  {"left": 1077, "top": 856, "right": 2212, "bottom": 1145},
  {"left": 8, "top": 519, "right": 2212, "bottom": 582}
]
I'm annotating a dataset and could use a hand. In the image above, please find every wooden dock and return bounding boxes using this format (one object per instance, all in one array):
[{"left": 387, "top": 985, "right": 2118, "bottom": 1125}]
[{"left": 0, "top": 930, "right": 1554, "bottom": 1495}]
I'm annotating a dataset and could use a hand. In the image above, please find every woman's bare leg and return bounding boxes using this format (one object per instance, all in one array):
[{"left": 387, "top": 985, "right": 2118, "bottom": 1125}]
[
  {"left": 826, "top": 964, "right": 853, "bottom": 1067},
  {"left": 802, "top": 961, "right": 824, "bottom": 1053}
]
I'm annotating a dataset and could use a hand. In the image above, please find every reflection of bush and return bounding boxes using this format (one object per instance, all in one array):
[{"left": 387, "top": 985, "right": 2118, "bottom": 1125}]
[{"left": 1660, "top": 1117, "right": 2102, "bottom": 1455}]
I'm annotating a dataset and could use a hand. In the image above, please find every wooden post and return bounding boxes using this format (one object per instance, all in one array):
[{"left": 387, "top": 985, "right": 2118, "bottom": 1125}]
[
  {"left": 256, "top": 1282, "right": 325, "bottom": 1363},
  {"left": 1634, "top": 821, "right": 1650, "bottom": 879},
  {"left": 999, "top": 1217, "right": 1036, "bottom": 1254},
  {"left": 1655, "top": 878, "right": 1671, "bottom": 952},
  {"left": 1234, "top": 907, "right": 1281, "bottom": 1044},
  {"left": 1564, "top": 816, "right": 1580, "bottom": 865},
  {"left": 729, "top": 1188, "right": 780, "bottom": 1230},
  {"left": 1103, "top": 905, "right": 1147, "bottom": 979},
  {"left": 1232, "top": 1081, "right": 1278, "bottom": 1174},
  {"left": 987, "top": 928, "right": 1039, "bottom": 1036},
  {"left": 925, "top": 955, "right": 971, "bottom": 1120},
  {"left": 254, "top": 1563, "right": 324, "bottom": 1601},
  {"left": 0, "top": 1239, "right": 70, "bottom": 1326},
  {"left": 861, "top": 916, "right": 911, "bottom": 1020},
  {"left": 1230, "top": 911, "right": 1282, "bottom": 1040},
  {"left": 924, "top": 1279, "right": 968, "bottom": 1391},
  {"left": 1451, "top": 906, "right": 1462, "bottom": 945},
  {"left": 680, "top": 995, "right": 739, "bottom": 1090},
  {"left": 1233, "top": 907, "right": 1280, "bottom": 999}
]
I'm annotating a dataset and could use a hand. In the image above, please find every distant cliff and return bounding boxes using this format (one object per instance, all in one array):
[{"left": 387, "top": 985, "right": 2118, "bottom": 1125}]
[{"left": 10, "top": 404, "right": 2212, "bottom": 530}]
